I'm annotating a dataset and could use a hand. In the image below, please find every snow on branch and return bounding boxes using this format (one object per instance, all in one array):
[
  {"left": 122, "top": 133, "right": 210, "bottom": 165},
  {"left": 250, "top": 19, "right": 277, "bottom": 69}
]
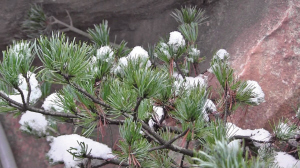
[{"left": 47, "top": 134, "right": 114, "bottom": 168}]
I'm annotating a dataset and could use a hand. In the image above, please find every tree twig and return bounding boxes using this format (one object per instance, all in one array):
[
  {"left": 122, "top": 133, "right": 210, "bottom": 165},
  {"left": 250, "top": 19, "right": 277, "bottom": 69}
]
[
  {"left": 65, "top": 10, "right": 73, "bottom": 27},
  {"left": 50, "top": 16, "right": 91, "bottom": 38},
  {"left": 148, "top": 128, "right": 189, "bottom": 152},
  {"left": 0, "top": 92, "right": 78, "bottom": 118},
  {"left": 174, "top": 59, "right": 186, "bottom": 78},
  {"left": 25, "top": 75, "right": 31, "bottom": 107},
  {"left": 85, "top": 155, "right": 129, "bottom": 167},
  {"left": 133, "top": 97, "right": 143, "bottom": 121},
  {"left": 69, "top": 82, "right": 111, "bottom": 109},
  {"left": 180, "top": 140, "right": 190, "bottom": 167}
]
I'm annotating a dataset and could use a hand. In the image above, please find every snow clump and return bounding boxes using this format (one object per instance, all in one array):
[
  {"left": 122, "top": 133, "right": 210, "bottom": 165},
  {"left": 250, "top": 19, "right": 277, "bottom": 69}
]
[
  {"left": 42, "top": 93, "right": 64, "bottom": 112},
  {"left": 168, "top": 31, "right": 185, "bottom": 52},
  {"left": 19, "top": 111, "right": 48, "bottom": 136},
  {"left": 188, "top": 48, "right": 200, "bottom": 62},
  {"left": 47, "top": 134, "right": 114, "bottom": 168},
  {"left": 274, "top": 152, "right": 300, "bottom": 168},
  {"left": 246, "top": 80, "right": 265, "bottom": 105},
  {"left": 10, "top": 72, "right": 42, "bottom": 104},
  {"left": 214, "top": 49, "right": 229, "bottom": 60},
  {"left": 207, "top": 49, "right": 229, "bottom": 73},
  {"left": 149, "top": 106, "right": 165, "bottom": 129},
  {"left": 226, "top": 123, "right": 272, "bottom": 142},
  {"left": 114, "top": 46, "right": 151, "bottom": 73},
  {"left": 96, "top": 46, "right": 114, "bottom": 63},
  {"left": 202, "top": 99, "right": 217, "bottom": 122},
  {"left": 173, "top": 72, "right": 207, "bottom": 95}
]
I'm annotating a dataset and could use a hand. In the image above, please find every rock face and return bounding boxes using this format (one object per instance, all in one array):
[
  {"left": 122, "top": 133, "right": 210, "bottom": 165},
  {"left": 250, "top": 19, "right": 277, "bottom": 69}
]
[{"left": 228, "top": 0, "right": 300, "bottom": 130}]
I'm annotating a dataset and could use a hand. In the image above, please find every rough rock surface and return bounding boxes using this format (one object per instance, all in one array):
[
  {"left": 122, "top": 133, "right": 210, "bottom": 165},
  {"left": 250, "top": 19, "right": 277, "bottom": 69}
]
[{"left": 228, "top": 0, "right": 300, "bottom": 130}]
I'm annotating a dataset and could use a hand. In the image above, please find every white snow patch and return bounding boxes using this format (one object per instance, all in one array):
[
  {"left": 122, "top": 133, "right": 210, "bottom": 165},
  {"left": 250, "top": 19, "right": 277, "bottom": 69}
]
[
  {"left": 114, "top": 46, "right": 151, "bottom": 73},
  {"left": 42, "top": 93, "right": 64, "bottom": 112},
  {"left": 226, "top": 123, "right": 271, "bottom": 142},
  {"left": 11, "top": 72, "right": 42, "bottom": 103},
  {"left": 202, "top": 99, "right": 216, "bottom": 122},
  {"left": 157, "top": 42, "right": 171, "bottom": 59},
  {"left": 214, "top": 49, "right": 229, "bottom": 60},
  {"left": 47, "top": 134, "right": 114, "bottom": 168},
  {"left": 128, "top": 46, "right": 149, "bottom": 60},
  {"left": 19, "top": 111, "right": 48, "bottom": 136},
  {"left": 173, "top": 73, "right": 207, "bottom": 95},
  {"left": 228, "top": 139, "right": 241, "bottom": 151},
  {"left": 246, "top": 80, "right": 265, "bottom": 105},
  {"left": 153, "top": 106, "right": 164, "bottom": 122},
  {"left": 188, "top": 48, "right": 200, "bottom": 62},
  {"left": 168, "top": 31, "right": 185, "bottom": 52},
  {"left": 149, "top": 106, "right": 165, "bottom": 129},
  {"left": 275, "top": 152, "right": 300, "bottom": 168},
  {"left": 207, "top": 49, "right": 230, "bottom": 73},
  {"left": 96, "top": 46, "right": 114, "bottom": 63},
  {"left": 148, "top": 119, "right": 155, "bottom": 129}
]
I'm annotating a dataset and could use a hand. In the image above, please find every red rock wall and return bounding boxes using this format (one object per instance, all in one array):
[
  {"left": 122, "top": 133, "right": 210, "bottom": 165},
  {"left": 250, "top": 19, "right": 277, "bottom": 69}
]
[{"left": 229, "top": 0, "right": 300, "bottom": 130}]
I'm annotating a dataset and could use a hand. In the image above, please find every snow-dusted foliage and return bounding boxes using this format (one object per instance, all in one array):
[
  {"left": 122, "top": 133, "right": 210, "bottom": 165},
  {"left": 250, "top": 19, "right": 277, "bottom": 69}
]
[
  {"left": 47, "top": 134, "right": 114, "bottom": 168},
  {"left": 168, "top": 31, "right": 185, "bottom": 52},
  {"left": 149, "top": 106, "right": 165, "bottom": 129},
  {"left": 114, "top": 46, "right": 151, "bottom": 73},
  {"left": 246, "top": 80, "right": 265, "bottom": 105},
  {"left": 42, "top": 93, "right": 64, "bottom": 112},
  {"left": 173, "top": 72, "right": 207, "bottom": 90},
  {"left": 19, "top": 111, "right": 48, "bottom": 136},
  {"left": 96, "top": 46, "right": 114, "bottom": 62},
  {"left": 188, "top": 47, "right": 200, "bottom": 63},
  {"left": 157, "top": 42, "right": 171, "bottom": 59},
  {"left": 12, "top": 41, "right": 32, "bottom": 58},
  {"left": 207, "top": 49, "right": 230, "bottom": 73},
  {"left": 214, "top": 49, "right": 229, "bottom": 60}
]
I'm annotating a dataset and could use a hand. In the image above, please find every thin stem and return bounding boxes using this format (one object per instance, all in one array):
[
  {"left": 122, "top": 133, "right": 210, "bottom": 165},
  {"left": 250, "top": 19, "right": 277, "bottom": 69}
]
[
  {"left": 65, "top": 10, "right": 73, "bottom": 26},
  {"left": 85, "top": 155, "right": 129, "bottom": 167},
  {"left": 25, "top": 75, "right": 31, "bottom": 106},
  {"left": 0, "top": 92, "right": 78, "bottom": 118},
  {"left": 51, "top": 16, "right": 91, "bottom": 38},
  {"left": 69, "top": 82, "right": 111, "bottom": 109},
  {"left": 15, "top": 87, "right": 27, "bottom": 108},
  {"left": 133, "top": 97, "right": 143, "bottom": 121},
  {"left": 180, "top": 140, "right": 190, "bottom": 167},
  {"left": 174, "top": 59, "right": 186, "bottom": 78},
  {"left": 138, "top": 117, "right": 194, "bottom": 157},
  {"left": 148, "top": 128, "right": 189, "bottom": 152}
]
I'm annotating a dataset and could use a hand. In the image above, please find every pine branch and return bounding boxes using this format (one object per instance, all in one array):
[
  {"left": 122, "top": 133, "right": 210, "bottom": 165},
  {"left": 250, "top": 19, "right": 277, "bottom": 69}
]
[
  {"left": 148, "top": 128, "right": 189, "bottom": 152},
  {"left": 139, "top": 118, "right": 194, "bottom": 157},
  {"left": 161, "top": 125, "right": 182, "bottom": 134},
  {"left": 50, "top": 16, "right": 91, "bottom": 38},
  {"left": 14, "top": 86, "right": 27, "bottom": 108},
  {"left": 180, "top": 140, "right": 190, "bottom": 167},
  {"left": 85, "top": 155, "right": 129, "bottom": 167},
  {"left": 25, "top": 76, "right": 31, "bottom": 106},
  {"left": 0, "top": 92, "right": 78, "bottom": 118},
  {"left": 69, "top": 82, "right": 111, "bottom": 109},
  {"left": 133, "top": 97, "right": 143, "bottom": 121}
]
